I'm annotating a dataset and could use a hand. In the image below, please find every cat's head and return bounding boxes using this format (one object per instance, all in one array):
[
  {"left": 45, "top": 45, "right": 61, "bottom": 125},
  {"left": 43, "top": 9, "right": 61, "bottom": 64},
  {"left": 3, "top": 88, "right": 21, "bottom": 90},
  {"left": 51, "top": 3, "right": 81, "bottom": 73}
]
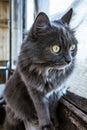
[{"left": 22, "top": 9, "right": 78, "bottom": 70}]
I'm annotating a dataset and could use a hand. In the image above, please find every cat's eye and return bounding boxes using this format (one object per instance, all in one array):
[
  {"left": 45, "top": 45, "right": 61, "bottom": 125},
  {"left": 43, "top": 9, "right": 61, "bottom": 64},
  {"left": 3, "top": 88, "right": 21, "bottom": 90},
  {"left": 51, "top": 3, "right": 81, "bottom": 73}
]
[
  {"left": 51, "top": 45, "right": 60, "bottom": 53},
  {"left": 70, "top": 44, "right": 75, "bottom": 51}
]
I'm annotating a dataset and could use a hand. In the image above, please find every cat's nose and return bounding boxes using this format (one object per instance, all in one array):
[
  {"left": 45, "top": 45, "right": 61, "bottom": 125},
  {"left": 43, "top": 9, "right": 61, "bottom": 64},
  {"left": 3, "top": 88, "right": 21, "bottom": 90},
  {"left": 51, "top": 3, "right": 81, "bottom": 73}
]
[
  {"left": 63, "top": 53, "right": 71, "bottom": 64},
  {"left": 65, "top": 59, "right": 71, "bottom": 64}
]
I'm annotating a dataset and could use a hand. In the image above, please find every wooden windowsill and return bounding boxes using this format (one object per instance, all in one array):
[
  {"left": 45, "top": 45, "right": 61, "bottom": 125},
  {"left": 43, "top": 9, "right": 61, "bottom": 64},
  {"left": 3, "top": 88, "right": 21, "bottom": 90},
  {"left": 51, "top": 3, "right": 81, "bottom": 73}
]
[
  {"left": 58, "top": 97, "right": 87, "bottom": 130},
  {"left": 64, "top": 91, "right": 87, "bottom": 113}
]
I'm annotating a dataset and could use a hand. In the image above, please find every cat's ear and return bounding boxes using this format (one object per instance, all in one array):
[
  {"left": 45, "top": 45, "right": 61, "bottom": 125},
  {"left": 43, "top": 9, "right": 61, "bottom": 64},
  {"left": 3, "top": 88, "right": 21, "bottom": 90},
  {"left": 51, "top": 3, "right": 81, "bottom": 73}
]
[
  {"left": 60, "top": 8, "right": 73, "bottom": 24},
  {"left": 31, "top": 12, "right": 50, "bottom": 37},
  {"left": 34, "top": 12, "right": 50, "bottom": 28}
]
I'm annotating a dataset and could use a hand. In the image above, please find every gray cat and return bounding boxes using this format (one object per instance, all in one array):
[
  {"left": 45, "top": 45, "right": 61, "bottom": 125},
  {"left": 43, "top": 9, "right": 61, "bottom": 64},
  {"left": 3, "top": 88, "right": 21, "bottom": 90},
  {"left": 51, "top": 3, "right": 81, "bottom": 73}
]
[{"left": 4, "top": 8, "right": 78, "bottom": 130}]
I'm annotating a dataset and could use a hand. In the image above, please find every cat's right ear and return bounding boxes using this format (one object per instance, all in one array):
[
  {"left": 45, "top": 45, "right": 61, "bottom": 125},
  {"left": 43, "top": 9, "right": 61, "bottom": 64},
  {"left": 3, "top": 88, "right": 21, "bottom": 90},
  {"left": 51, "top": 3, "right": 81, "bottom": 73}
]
[
  {"left": 60, "top": 8, "right": 73, "bottom": 24},
  {"left": 31, "top": 12, "right": 50, "bottom": 38}
]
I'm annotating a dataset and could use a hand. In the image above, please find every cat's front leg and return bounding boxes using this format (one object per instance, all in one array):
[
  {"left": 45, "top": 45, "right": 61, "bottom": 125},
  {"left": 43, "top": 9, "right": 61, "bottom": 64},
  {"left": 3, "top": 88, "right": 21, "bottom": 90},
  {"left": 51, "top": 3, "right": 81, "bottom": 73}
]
[{"left": 28, "top": 89, "right": 54, "bottom": 130}]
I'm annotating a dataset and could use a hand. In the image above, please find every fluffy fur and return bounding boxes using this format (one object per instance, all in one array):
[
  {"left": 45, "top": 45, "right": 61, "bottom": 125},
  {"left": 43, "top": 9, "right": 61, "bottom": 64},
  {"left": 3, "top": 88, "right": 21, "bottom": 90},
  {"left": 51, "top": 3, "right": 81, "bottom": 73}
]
[{"left": 4, "top": 9, "right": 77, "bottom": 130}]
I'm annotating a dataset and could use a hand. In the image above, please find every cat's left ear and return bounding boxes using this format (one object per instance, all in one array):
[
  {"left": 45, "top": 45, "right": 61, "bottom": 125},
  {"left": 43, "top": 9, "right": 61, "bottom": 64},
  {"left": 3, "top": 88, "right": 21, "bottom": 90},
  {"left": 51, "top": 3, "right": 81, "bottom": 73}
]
[{"left": 60, "top": 8, "right": 73, "bottom": 24}]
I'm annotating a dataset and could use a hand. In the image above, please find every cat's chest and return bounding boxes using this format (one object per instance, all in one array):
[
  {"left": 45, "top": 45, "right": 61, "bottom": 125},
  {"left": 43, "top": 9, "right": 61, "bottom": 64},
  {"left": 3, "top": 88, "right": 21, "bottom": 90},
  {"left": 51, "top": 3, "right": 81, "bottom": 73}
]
[
  {"left": 43, "top": 69, "right": 65, "bottom": 92},
  {"left": 34, "top": 68, "right": 67, "bottom": 99},
  {"left": 43, "top": 69, "right": 67, "bottom": 99}
]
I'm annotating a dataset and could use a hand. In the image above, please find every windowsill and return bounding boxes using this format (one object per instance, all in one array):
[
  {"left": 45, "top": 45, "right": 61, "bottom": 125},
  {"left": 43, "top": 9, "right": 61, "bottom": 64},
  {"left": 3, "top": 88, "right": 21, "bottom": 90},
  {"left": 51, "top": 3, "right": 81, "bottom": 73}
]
[{"left": 58, "top": 96, "right": 87, "bottom": 130}]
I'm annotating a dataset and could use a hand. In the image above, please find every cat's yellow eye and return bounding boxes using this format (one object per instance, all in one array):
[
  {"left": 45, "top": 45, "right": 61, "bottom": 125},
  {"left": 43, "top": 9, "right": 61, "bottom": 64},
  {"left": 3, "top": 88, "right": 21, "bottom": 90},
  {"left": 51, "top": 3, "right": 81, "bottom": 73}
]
[
  {"left": 51, "top": 45, "right": 60, "bottom": 53},
  {"left": 70, "top": 44, "right": 75, "bottom": 51}
]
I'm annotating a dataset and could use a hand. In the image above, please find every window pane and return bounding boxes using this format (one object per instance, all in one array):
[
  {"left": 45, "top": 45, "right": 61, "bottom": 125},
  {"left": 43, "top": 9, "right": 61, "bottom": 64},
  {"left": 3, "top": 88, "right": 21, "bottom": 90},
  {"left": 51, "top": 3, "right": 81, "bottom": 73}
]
[
  {"left": 49, "top": 0, "right": 73, "bottom": 15},
  {"left": 26, "top": 0, "right": 34, "bottom": 30}
]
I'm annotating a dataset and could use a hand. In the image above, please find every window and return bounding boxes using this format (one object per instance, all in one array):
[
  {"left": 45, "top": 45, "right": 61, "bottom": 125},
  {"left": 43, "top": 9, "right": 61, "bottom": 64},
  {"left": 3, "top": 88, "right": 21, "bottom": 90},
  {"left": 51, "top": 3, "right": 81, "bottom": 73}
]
[
  {"left": 49, "top": 0, "right": 73, "bottom": 16},
  {"left": 26, "top": 0, "right": 34, "bottom": 30}
]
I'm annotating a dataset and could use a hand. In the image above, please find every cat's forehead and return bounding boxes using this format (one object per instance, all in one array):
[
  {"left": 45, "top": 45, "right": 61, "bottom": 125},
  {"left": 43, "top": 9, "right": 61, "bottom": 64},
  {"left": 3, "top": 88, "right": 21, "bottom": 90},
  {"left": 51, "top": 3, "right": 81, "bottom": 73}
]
[
  {"left": 47, "top": 22, "right": 72, "bottom": 44},
  {"left": 36, "top": 24, "right": 73, "bottom": 48},
  {"left": 51, "top": 21, "right": 69, "bottom": 34}
]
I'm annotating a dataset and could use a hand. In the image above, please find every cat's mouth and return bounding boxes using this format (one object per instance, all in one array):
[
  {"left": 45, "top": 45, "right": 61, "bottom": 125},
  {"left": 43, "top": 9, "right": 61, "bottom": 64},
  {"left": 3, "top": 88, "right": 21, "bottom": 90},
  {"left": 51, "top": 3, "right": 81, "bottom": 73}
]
[
  {"left": 33, "top": 61, "right": 71, "bottom": 70},
  {"left": 55, "top": 64, "right": 69, "bottom": 70},
  {"left": 49, "top": 63, "right": 70, "bottom": 70}
]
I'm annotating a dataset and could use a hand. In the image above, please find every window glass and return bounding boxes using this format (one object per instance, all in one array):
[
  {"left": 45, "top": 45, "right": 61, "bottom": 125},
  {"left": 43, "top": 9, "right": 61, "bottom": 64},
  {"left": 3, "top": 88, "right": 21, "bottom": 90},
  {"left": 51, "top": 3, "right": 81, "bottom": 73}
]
[
  {"left": 49, "top": 0, "right": 73, "bottom": 15},
  {"left": 26, "top": 0, "right": 34, "bottom": 30}
]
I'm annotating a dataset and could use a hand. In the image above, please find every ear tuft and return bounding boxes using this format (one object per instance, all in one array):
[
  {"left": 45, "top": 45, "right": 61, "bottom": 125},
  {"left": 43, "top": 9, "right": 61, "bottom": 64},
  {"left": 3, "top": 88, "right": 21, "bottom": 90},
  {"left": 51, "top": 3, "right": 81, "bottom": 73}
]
[{"left": 61, "top": 8, "right": 73, "bottom": 24}]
